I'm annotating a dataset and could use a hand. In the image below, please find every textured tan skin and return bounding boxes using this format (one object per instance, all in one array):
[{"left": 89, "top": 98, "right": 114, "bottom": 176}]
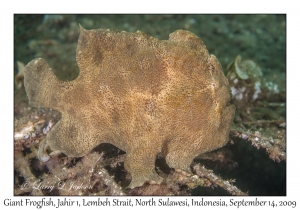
[{"left": 24, "top": 27, "right": 235, "bottom": 188}]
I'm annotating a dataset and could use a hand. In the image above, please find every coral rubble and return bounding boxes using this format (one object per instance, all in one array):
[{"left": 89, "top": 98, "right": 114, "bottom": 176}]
[
  {"left": 23, "top": 27, "right": 235, "bottom": 188},
  {"left": 226, "top": 55, "right": 263, "bottom": 107},
  {"left": 225, "top": 55, "right": 286, "bottom": 163}
]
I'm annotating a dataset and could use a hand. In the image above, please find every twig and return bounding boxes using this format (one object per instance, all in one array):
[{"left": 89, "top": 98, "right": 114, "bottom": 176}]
[
  {"left": 230, "top": 129, "right": 286, "bottom": 162},
  {"left": 243, "top": 120, "right": 285, "bottom": 125},
  {"left": 193, "top": 164, "right": 247, "bottom": 196}
]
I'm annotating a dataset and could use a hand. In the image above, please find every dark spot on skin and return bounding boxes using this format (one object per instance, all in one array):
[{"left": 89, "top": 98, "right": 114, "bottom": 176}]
[
  {"left": 68, "top": 125, "right": 77, "bottom": 139},
  {"left": 36, "top": 64, "right": 43, "bottom": 72},
  {"left": 111, "top": 108, "right": 120, "bottom": 125},
  {"left": 126, "top": 43, "right": 137, "bottom": 56},
  {"left": 92, "top": 49, "right": 103, "bottom": 66}
]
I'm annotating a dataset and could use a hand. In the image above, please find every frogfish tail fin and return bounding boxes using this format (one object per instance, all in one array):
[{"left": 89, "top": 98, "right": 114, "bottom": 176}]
[{"left": 24, "top": 58, "right": 61, "bottom": 109}]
